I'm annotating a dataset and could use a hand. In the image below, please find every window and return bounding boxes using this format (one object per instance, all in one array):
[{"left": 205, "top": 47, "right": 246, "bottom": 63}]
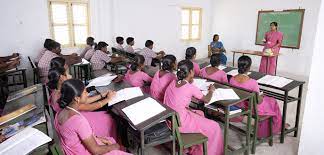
[
  {"left": 48, "top": 0, "right": 89, "bottom": 47},
  {"left": 181, "top": 8, "right": 202, "bottom": 40}
]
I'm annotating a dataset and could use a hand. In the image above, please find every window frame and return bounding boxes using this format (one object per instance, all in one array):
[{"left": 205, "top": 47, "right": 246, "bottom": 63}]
[
  {"left": 181, "top": 7, "right": 202, "bottom": 41},
  {"left": 48, "top": 0, "right": 90, "bottom": 47}
]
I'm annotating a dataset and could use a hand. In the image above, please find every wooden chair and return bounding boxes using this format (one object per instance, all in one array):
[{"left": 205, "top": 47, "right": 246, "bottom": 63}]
[
  {"left": 43, "top": 85, "right": 64, "bottom": 155},
  {"left": 174, "top": 113, "right": 208, "bottom": 155},
  {"left": 251, "top": 93, "right": 274, "bottom": 154},
  {"left": 28, "top": 56, "right": 40, "bottom": 84}
]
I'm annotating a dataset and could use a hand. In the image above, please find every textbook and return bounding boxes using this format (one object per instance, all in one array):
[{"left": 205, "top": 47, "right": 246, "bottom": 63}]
[
  {"left": 0, "top": 104, "right": 36, "bottom": 126},
  {"left": 0, "top": 127, "right": 51, "bottom": 155}
]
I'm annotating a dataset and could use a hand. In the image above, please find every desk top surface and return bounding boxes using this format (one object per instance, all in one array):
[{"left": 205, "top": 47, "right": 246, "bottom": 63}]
[{"left": 231, "top": 50, "right": 280, "bottom": 57}]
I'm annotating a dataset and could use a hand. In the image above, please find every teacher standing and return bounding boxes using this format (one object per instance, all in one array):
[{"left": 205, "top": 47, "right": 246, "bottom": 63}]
[{"left": 259, "top": 22, "right": 283, "bottom": 75}]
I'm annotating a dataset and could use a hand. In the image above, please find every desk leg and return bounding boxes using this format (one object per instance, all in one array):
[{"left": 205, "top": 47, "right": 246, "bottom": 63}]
[
  {"left": 22, "top": 70, "right": 27, "bottom": 88},
  {"left": 232, "top": 52, "right": 235, "bottom": 67},
  {"left": 73, "top": 66, "right": 77, "bottom": 79},
  {"left": 294, "top": 84, "right": 303, "bottom": 137},
  {"left": 245, "top": 98, "right": 252, "bottom": 155},
  {"left": 140, "top": 131, "right": 145, "bottom": 155},
  {"left": 224, "top": 107, "right": 229, "bottom": 155},
  {"left": 280, "top": 91, "right": 289, "bottom": 143}
]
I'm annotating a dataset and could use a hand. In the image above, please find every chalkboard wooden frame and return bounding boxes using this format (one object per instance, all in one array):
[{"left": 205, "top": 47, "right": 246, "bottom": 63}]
[{"left": 255, "top": 9, "right": 305, "bottom": 49}]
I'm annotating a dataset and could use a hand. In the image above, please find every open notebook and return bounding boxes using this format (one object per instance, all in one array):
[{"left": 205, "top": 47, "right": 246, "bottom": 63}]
[
  {"left": 257, "top": 75, "right": 293, "bottom": 88},
  {"left": 226, "top": 70, "right": 251, "bottom": 76},
  {"left": 203, "top": 88, "right": 240, "bottom": 105},
  {"left": 192, "top": 79, "right": 214, "bottom": 91},
  {"left": 86, "top": 73, "right": 117, "bottom": 87},
  {"left": 0, "top": 127, "right": 51, "bottom": 155},
  {"left": 122, "top": 97, "right": 166, "bottom": 125},
  {"left": 109, "top": 87, "right": 144, "bottom": 106}
]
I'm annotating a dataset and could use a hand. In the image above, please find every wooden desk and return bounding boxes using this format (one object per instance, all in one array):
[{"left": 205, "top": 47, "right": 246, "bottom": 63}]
[
  {"left": 0, "top": 68, "right": 27, "bottom": 92},
  {"left": 231, "top": 50, "right": 280, "bottom": 75},
  {"left": 222, "top": 66, "right": 305, "bottom": 143},
  {"left": 111, "top": 94, "right": 176, "bottom": 155},
  {"left": 1, "top": 84, "right": 51, "bottom": 154},
  {"left": 72, "top": 60, "right": 91, "bottom": 84},
  {"left": 191, "top": 80, "right": 254, "bottom": 155}
]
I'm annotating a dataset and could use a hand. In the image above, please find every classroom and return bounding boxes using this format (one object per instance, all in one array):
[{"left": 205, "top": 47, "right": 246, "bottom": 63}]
[{"left": 0, "top": 0, "right": 323, "bottom": 155}]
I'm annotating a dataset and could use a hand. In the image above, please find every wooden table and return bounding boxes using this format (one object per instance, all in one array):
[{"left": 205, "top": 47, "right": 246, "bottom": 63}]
[
  {"left": 191, "top": 80, "right": 254, "bottom": 155},
  {"left": 231, "top": 50, "right": 280, "bottom": 75},
  {"left": 72, "top": 60, "right": 91, "bottom": 84},
  {"left": 222, "top": 66, "right": 305, "bottom": 143},
  {"left": 97, "top": 81, "right": 177, "bottom": 155}
]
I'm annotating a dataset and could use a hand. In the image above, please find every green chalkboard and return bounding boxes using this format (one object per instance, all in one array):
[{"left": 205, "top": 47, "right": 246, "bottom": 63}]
[{"left": 255, "top": 9, "right": 305, "bottom": 49}]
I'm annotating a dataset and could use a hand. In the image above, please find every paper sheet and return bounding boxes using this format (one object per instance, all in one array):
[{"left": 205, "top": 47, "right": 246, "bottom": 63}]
[
  {"left": 122, "top": 97, "right": 166, "bottom": 125},
  {"left": 226, "top": 69, "right": 251, "bottom": 76},
  {"left": 109, "top": 87, "right": 144, "bottom": 106},
  {"left": 0, "top": 127, "right": 51, "bottom": 155},
  {"left": 203, "top": 88, "right": 240, "bottom": 104},
  {"left": 74, "top": 58, "right": 90, "bottom": 65},
  {"left": 87, "top": 74, "right": 117, "bottom": 87},
  {"left": 257, "top": 75, "right": 293, "bottom": 88},
  {"left": 206, "top": 65, "right": 226, "bottom": 70}
]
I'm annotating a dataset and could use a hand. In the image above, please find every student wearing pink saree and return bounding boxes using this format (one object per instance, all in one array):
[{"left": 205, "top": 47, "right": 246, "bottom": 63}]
[
  {"left": 47, "top": 58, "right": 117, "bottom": 138},
  {"left": 164, "top": 60, "right": 223, "bottom": 155},
  {"left": 200, "top": 53, "right": 228, "bottom": 83},
  {"left": 54, "top": 79, "right": 131, "bottom": 155},
  {"left": 124, "top": 55, "right": 152, "bottom": 93},
  {"left": 231, "top": 56, "right": 282, "bottom": 138},
  {"left": 259, "top": 22, "right": 283, "bottom": 75},
  {"left": 150, "top": 55, "right": 177, "bottom": 102},
  {"left": 185, "top": 47, "right": 200, "bottom": 76}
]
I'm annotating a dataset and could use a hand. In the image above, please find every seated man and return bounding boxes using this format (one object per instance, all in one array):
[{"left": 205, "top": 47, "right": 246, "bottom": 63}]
[
  {"left": 139, "top": 40, "right": 165, "bottom": 67},
  {"left": 210, "top": 34, "right": 227, "bottom": 65}
]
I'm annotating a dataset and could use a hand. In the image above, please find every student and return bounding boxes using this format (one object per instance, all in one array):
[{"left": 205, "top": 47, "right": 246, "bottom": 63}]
[
  {"left": 38, "top": 41, "right": 61, "bottom": 83},
  {"left": 259, "top": 22, "right": 283, "bottom": 75},
  {"left": 210, "top": 34, "right": 227, "bottom": 65},
  {"left": 115, "top": 36, "right": 124, "bottom": 50},
  {"left": 230, "top": 56, "right": 283, "bottom": 137},
  {"left": 185, "top": 47, "right": 200, "bottom": 76},
  {"left": 150, "top": 55, "right": 177, "bottom": 102},
  {"left": 163, "top": 60, "right": 223, "bottom": 155},
  {"left": 200, "top": 53, "right": 228, "bottom": 83},
  {"left": 124, "top": 55, "right": 152, "bottom": 93},
  {"left": 47, "top": 66, "right": 117, "bottom": 138},
  {"left": 90, "top": 41, "right": 123, "bottom": 77},
  {"left": 139, "top": 40, "right": 165, "bottom": 66},
  {"left": 35, "top": 39, "right": 54, "bottom": 63},
  {"left": 124, "top": 37, "right": 135, "bottom": 53},
  {"left": 54, "top": 79, "right": 130, "bottom": 155},
  {"left": 81, "top": 37, "right": 96, "bottom": 59}
]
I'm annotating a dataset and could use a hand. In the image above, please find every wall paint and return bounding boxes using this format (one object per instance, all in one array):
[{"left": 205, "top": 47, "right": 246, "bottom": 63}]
[
  {"left": 111, "top": 0, "right": 213, "bottom": 60},
  {"left": 298, "top": 0, "right": 324, "bottom": 154},
  {"left": 212, "top": 0, "right": 321, "bottom": 80}
]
